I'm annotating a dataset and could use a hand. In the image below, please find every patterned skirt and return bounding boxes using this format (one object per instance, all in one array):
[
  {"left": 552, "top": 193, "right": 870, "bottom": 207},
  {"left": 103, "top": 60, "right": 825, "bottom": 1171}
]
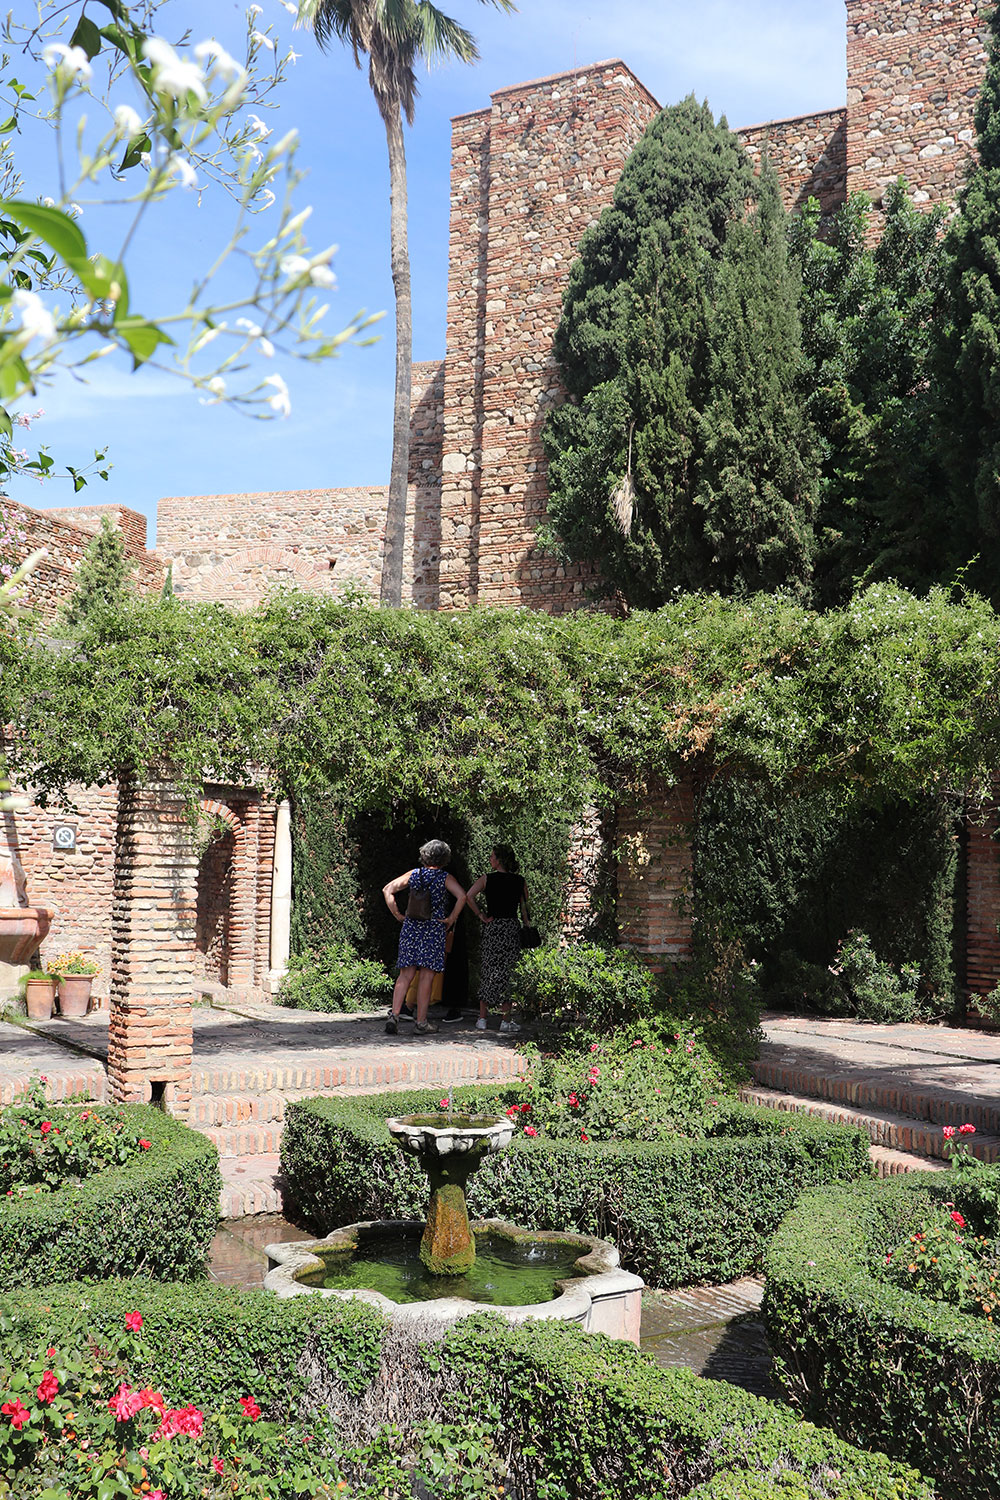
[
  {"left": 480, "top": 917, "right": 522, "bottom": 1010},
  {"left": 396, "top": 917, "right": 447, "bottom": 974}
]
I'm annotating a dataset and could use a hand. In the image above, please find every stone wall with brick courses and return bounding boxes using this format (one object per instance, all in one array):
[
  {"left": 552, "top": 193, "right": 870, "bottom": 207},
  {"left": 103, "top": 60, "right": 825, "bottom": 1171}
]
[
  {"left": 615, "top": 775, "right": 695, "bottom": 964},
  {"left": 561, "top": 807, "right": 611, "bottom": 942},
  {"left": 108, "top": 778, "right": 198, "bottom": 1114},
  {"left": 739, "top": 108, "right": 848, "bottom": 216},
  {"left": 436, "top": 62, "right": 660, "bottom": 613},
  {"left": 846, "top": 0, "right": 988, "bottom": 213},
  {"left": 43, "top": 503, "right": 149, "bottom": 559},
  {"left": 966, "top": 801, "right": 1000, "bottom": 997},
  {"left": 195, "top": 829, "right": 233, "bottom": 987},
  {"left": 0, "top": 496, "right": 163, "bottom": 617},
  {"left": 0, "top": 785, "right": 117, "bottom": 1000}
]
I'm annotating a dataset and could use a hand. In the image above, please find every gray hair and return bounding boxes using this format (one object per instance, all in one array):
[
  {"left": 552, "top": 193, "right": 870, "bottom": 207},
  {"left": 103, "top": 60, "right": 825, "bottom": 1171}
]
[{"left": 418, "top": 839, "right": 451, "bottom": 868}]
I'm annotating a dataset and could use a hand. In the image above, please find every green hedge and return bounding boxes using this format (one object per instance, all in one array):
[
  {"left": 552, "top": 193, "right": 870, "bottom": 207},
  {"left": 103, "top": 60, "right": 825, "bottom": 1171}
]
[
  {"left": 280, "top": 1087, "right": 871, "bottom": 1287},
  {"left": 0, "top": 1105, "right": 220, "bottom": 1288},
  {"left": 0, "top": 1282, "right": 933, "bottom": 1499},
  {"left": 764, "top": 1171, "right": 1000, "bottom": 1500}
]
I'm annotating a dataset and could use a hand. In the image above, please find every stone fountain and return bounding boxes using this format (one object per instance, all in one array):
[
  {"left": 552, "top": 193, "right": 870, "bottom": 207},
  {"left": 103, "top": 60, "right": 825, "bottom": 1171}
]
[{"left": 265, "top": 1111, "right": 643, "bottom": 1343}]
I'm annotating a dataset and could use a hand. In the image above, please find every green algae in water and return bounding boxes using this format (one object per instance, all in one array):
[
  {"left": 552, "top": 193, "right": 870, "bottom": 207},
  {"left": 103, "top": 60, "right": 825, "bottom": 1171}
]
[{"left": 301, "top": 1231, "right": 588, "bottom": 1306}]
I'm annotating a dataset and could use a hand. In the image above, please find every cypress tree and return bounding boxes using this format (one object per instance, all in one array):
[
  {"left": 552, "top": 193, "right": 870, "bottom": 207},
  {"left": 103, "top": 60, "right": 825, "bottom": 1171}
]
[
  {"left": 542, "top": 99, "right": 818, "bottom": 606},
  {"left": 932, "top": 1, "right": 1000, "bottom": 595},
  {"left": 59, "top": 514, "right": 134, "bottom": 632}
]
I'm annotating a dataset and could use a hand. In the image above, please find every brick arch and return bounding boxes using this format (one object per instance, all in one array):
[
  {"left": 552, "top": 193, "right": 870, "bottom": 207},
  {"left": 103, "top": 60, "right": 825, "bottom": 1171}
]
[
  {"left": 198, "top": 798, "right": 242, "bottom": 836},
  {"left": 206, "top": 547, "right": 321, "bottom": 585}
]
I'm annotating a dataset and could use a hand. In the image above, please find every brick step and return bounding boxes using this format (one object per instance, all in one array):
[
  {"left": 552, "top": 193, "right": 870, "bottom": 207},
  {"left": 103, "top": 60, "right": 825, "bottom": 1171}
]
[
  {"left": 870, "top": 1145, "right": 949, "bottom": 1178},
  {"left": 219, "top": 1155, "right": 284, "bottom": 1218},
  {"left": 751, "top": 1055, "right": 1000, "bottom": 1137},
  {"left": 189, "top": 1090, "right": 293, "bottom": 1126},
  {"left": 191, "top": 1050, "right": 525, "bottom": 1097},
  {"left": 739, "top": 1085, "right": 1000, "bottom": 1163},
  {"left": 199, "top": 1123, "right": 285, "bottom": 1158},
  {"left": 0, "top": 1069, "right": 107, "bottom": 1106}
]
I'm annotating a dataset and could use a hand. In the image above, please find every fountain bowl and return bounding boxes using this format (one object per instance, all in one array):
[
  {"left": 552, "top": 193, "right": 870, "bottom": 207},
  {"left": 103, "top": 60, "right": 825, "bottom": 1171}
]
[
  {"left": 264, "top": 1218, "right": 643, "bottom": 1343},
  {"left": 386, "top": 1113, "right": 515, "bottom": 1158}
]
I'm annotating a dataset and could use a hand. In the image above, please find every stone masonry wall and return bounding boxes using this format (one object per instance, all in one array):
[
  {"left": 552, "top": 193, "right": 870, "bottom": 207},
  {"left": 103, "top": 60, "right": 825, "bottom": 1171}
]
[
  {"left": 616, "top": 776, "right": 695, "bottom": 965},
  {"left": 739, "top": 108, "right": 848, "bottom": 215},
  {"left": 0, "top": 496, "right": 163, "bottom": 617},
  {"left": 157, "top": 359, "right": 444, "bottom": 609},
  {"left": 437, "top": 62, "right": 660, "bottom": 612},
  {"left": 846, "top": 0, "right": 989, "bottom": 211}
]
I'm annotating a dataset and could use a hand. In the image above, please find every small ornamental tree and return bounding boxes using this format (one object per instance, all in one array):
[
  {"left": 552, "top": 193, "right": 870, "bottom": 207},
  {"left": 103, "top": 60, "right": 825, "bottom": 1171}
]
[
  {"left": 59, "top": 514, "right": 134, "bottom": 632},
  {"left": 932, "top": 0, "right": 1000, "bottom": 600},
  {"left": 543, "top": 99, "right": 818, "bottom": 606}
]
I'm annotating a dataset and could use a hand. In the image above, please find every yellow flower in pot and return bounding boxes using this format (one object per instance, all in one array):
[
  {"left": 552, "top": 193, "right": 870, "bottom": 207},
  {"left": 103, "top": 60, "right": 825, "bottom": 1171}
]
[{"left": 47, "top": 952, "right": 101, "bottom": 1019}]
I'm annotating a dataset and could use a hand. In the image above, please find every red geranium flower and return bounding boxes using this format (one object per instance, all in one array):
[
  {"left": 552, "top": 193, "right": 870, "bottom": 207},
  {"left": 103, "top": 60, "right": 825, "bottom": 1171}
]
[
  {"left": 523, "top": 1125, "right": 538, "bottom": 1137},
  {"left": 519, "top": 1102, "right": 531, "bottom": 1113},
  {"left": 239, "top": 1395, "right": 261, "bottom": 1422},
  {"left": 951, "top": 1211, "right": 967, "bottom": 1228},
  {"left": 138, "top": 1139, "right": 151, "bottom": 1150},
  {"left": 36, "top": 1371, "right": 58, "bottom": 1405},
  {"left": 960, "top": 1123, "right": 977, "bottom": 1136},
  {"left": 39, "top": 1122, "right": 52, "bottom": 1136},
  {"left": 2, "top": 1399, "right": 30, "bottom": 1430},
  {"left": 45, "top": 1347, "right": 55, "bottom": 1359},
  {"left": 124, "top": 1311, "right": 143, "bottom": 1332},
  {"left": 213, "top": 1456, "right": 225, "bottom": 1475},
  {"left": 108, "top": 1384, "right": 144, "bottom": 1422},
  {"left": 139, "top": 1388, "right": 165, "bottom": 1414},
  {"left": 943, "top": 1125, "right": 956, "bottom": 1139},
  {"left": 580, "top": 1131, "right": 589, "bottom": 1143}
]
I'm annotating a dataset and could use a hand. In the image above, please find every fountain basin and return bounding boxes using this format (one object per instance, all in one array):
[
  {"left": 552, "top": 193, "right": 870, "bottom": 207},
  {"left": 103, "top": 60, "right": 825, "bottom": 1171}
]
[{"left": 264, "top": 1218, "right": 643, "bottom": 1344}]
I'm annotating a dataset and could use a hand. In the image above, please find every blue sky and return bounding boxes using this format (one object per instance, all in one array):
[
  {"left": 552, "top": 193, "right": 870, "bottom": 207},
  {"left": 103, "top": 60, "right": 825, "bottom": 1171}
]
[{"left": 9, "top": 0, "right": 846, "bottom": 546}]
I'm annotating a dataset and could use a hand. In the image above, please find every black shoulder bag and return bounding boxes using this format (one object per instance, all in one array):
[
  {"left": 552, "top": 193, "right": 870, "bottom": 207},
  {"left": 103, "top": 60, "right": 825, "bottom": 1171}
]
[{"left": 408, "top": 868, "right": 432, "bottom": 921}]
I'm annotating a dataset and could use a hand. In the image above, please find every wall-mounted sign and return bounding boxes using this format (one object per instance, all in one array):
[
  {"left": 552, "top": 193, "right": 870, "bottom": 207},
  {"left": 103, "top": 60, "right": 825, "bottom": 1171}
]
[{"left": 52, "top": 824, "right": 77, "bottom": 851}]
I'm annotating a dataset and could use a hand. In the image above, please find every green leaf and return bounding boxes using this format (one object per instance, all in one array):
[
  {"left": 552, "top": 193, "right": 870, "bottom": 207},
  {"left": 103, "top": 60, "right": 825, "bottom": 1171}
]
[
  {"left": 0, "top": 406, "right": 11, "bottom": 440},
  {"left": 0, "top": 355, "right": 33, "bottom": 400},
  {"left": 1, "top": 201, "right": 86, "bottom": 264},
  {"left": 115, "top": 317, "right": 173, "bottom": 369},
  {"left": 69, "top": 15, "right": 103, "bottom": 59},
  {"left": 66, "top": 253, "right": 129, "bottom": 314},
  {"left": 0, "top": 116, "right": 17, "bottom": 134},
  {"left": 118, "top": 132, "right": 150, "bottom": 172}
]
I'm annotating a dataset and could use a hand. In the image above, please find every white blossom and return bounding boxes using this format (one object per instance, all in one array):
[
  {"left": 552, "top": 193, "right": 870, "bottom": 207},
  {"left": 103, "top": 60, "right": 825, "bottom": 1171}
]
[
  {"left": 247, "top": 113, "right": 272, "bottom": 138},
  {"left": 286, "top": 47, "right": 301, "bottom": 63},
  {"left": 112, "top": 103, "right": 144, "bottom": 137},
  {"left": 199, "top": 375, "right": 227, "bottom": 404},
  {"left": 166, "top": 154, "right": 198, "bottom": 189},
  {"left": 42, "top": 43, "right": 93, "bottom": 83},
  {"left": 12, "top": 290, "right": 56, "bottom": 346},
  {"left": 251, "top": 30, "right": 275, "bottom": 51},
  {"left": 143, "top": 38, "right": 209, "bottom": 105},
  {"left": 280, "top": 206, "right": 313, "bottom": 238},
  {"left": 194, "top": 39, "right": 244, "bottom": 81},
  {"left": 259, "top": 336, "right": 275, "bottom": 357},
  {"left": 257, "top": 189, "right": 276, "bottom": 210},
  {"left": 279, "top": 253, "right": 309, "bottom": 280},
  {"left": 278, "top": 0, "right": 298, "bottom": 12},
  {"left": 67, "top": 203, "right": 83, "bottom": 218},
  {"left": 264, "top": 373, "right": 291, "bottom": 416},
  {"left": 310, "top": 264, "right": 336, "bottom": 288}
]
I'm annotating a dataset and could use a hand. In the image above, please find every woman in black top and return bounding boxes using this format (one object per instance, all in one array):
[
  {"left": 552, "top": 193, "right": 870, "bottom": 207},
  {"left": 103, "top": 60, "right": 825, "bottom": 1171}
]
[{"left": 466, "top": 844, "right": 530, "bottom": 1035}]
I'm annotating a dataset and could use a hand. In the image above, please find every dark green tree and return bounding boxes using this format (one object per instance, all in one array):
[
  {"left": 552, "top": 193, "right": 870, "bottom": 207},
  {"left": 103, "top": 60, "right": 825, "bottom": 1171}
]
[
  {"left": 59, "top": 514, "right": 134, "bottom": 632},
  {"left": 543, "top": 99, "right": 818, "bottom": 606},
  {"left": 790, "top": 183, "right": 946, "bottom": 605},
  {"left": 932, "top": 0, "right": 1000, "bottom": 598}
]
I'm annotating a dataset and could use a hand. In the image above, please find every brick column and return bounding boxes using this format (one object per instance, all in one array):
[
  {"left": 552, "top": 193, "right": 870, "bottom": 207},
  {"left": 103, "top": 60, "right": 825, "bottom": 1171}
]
[
  {"left": 227, "top": 801, "right": 256, "bottom": 988},
  {"left": 966, "top": 799, "right": 1000, "bottom": 1000},
  {"left": 108, "top": 777, "right": 198, "bottom": 1115},
  {"left": 252, "top": 801, "right": 276, "bottom": 988},
  {"left": 616, "top": 775, "right": 695, "bottom": 965}
]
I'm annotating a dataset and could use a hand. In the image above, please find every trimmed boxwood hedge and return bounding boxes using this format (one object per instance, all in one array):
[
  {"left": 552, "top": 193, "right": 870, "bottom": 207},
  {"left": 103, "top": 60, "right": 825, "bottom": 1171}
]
[
  {"left": 280, "top": 1087, "right": 871, "bottom": 1287},
  {"left": 764, "top": 1170, "right": 1000, "bottom": 1500},
  {"left": 0, "top": 1280, "right": 934, "bottom": 1499},
  {"left": 0, "top": 1104, "right": 220, "bottom": 1288}
]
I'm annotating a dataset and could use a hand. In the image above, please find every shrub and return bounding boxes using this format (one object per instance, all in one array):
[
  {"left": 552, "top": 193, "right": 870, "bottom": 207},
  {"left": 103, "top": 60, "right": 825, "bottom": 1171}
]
[
  {"left": 0, "top": 1104, "right": 219, "bottom": 1289},
  {"left": 764, "top": 1168, "right": 1000, "bottom": 1498},
  {"left": 770, "top": 931, "right": 924, "bottom": 1023},
  {"left": 0, "top": 1284, "right": 934, "bottom": 1500},
  {"left": 276, "top": 941, "right": 389, "bottom": 1013},
  {"left": 281, "top": 1086, "right": 871, "bottom": 1288},
  {"left": 0, "top": 1078, "right": 151, "bottom": 1198},
  {"left": 511, "top": 943, "right": 658, "bottom": 1033}
]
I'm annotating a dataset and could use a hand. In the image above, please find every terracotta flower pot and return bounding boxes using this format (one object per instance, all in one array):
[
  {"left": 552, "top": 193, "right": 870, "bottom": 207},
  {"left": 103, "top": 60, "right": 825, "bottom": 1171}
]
[
  {"left": 24, "top": 976, "right": 56, "bottom": 1022},
  {"left": 57, "top": 974, "right": 94, "bottom": 1019}
]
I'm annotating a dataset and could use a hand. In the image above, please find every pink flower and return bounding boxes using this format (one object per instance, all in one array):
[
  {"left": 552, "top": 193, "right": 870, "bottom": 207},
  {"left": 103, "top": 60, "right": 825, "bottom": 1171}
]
[
  {"left": 108, "top": 1384, "right": 144, "bottom": 1422},
  {"left": 45, "top": 1347, "right": 55, "bottom": 1359},
  {"left": 174, "top": 1404, "right": 204, "bottom": 1437},
  {"left": 39, "top": 1122, "right": 52, "bottom": 1136},
  {"left": 589, "top": 1044, "right": 598, "bottom": 1053},
  {"left": 138, "top": 1139, "right": 151, "bottom": 1150},
  {"left": 212, "top": 1456, "right": 225, "bottom": 1475},
  {"left": 124, "top": 1311, "right": 143, "bottom": 1332},
  {"left": 943, "top": 1126, "right": 956, "bottom": 1140},
  {"left": 36, "top": 1371, "right": 58, "bottom": 1404},
  {"left": 567, "top": 1093, "right": 579, "bottom": 1107},
  {"left": 240, "top": 1395, "right": 261, "bottom": 1422},
  {"left": 951, "top": 1211, "right": 967, "bottom": 1228},
  {"left": 438, "top": 1098, "right": 450, "bottom": 1109},
  {"left": 523, "top": 1125, "right": 538, "bottom": 1137},
  {"left": 149, "top": 1492, "right": 165, "bottom": 1500},
  {"left": 139, "top": 1388, "right": 165, "bottom": 1414},
  {"left": 2, "top": 1398, "right": 30, "bottom": 1430},
  {"left": 960, "top": 1123, "right": 977, "bottom": 1136},
  {"left": 505, "top": 1106, "right": 520, "bottom": 1119}
]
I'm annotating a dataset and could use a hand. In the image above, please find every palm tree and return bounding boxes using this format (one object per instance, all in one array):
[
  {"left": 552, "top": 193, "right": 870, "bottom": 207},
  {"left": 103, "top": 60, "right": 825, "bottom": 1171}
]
[{"left": 300, "top": 0, "right": 514, "bottom": 607}]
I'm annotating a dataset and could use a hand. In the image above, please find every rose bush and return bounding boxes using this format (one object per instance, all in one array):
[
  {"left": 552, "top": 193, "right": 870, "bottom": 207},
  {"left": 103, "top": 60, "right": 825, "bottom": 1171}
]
[{"left": 0, "top": 1079, "right": 152, "bottom": 1200}]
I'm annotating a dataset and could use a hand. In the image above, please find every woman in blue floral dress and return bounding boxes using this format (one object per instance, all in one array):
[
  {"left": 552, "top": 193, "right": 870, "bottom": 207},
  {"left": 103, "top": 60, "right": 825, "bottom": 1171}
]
[{"left": 382, "top": 840, "right": 467, "bottom": 1035}]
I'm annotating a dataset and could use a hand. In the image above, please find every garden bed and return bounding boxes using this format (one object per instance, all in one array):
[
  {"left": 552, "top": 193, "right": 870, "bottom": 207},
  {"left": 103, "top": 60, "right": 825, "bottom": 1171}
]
[
  {"left": 0, "top": 1280, "right": 935, "bottom": 1499},
  {"left": 0, "top": 1102, "right": 220, "bottom": 1289},
  {"left": 280, "top": 1086, "right": 871, "bottom": 1288},
  {"left": 764, "top": 1170, "right": 1000, "bottom": 1499}
]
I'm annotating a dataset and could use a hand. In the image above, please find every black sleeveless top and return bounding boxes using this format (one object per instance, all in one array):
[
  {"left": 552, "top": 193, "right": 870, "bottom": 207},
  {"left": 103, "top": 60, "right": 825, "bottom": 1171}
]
[{"left": 485, "top": 871, "right": 525, "bottom": 919}]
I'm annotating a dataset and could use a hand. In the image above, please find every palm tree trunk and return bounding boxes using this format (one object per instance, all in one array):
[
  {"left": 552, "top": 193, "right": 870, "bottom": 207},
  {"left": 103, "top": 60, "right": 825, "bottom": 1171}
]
[{"left": 380, "top": 102, "right": 412, "bottom": 608}]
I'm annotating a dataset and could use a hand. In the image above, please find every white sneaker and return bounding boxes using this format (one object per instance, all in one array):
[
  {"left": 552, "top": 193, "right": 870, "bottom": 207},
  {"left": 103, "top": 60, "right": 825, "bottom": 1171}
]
[
  {"left": 475, "top": 1017, "right": 488, "bottom": 1031},
  {"left": 499, "top": 1019, "right": 522, "bottom": 1036}
]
